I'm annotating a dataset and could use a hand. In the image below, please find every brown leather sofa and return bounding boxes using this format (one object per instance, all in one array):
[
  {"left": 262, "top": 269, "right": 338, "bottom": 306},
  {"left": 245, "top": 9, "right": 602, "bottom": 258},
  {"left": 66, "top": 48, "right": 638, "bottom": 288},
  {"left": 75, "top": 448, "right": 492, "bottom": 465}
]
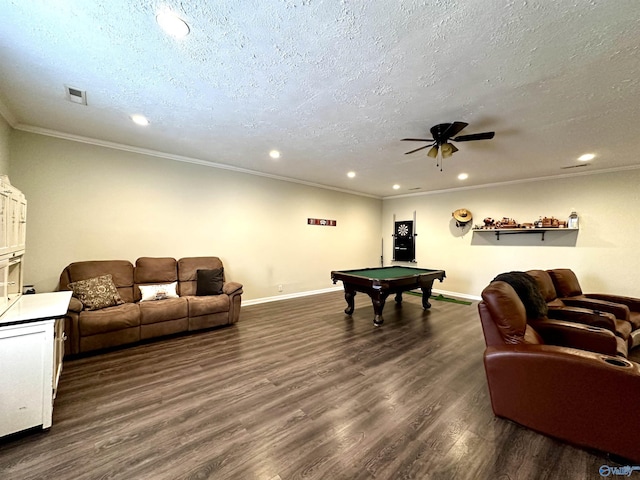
[
  {"left": 479, "top": 280, "right": 640, "bottom": 462},
  {"left": 59, "top": 256, "right": 243, "bottom": 355},
  {"left": 547, "top": 268, "right": 640, "bottom": 349},
  {"left": 526, "top": 269, "right": 630, "bottom": 357}
]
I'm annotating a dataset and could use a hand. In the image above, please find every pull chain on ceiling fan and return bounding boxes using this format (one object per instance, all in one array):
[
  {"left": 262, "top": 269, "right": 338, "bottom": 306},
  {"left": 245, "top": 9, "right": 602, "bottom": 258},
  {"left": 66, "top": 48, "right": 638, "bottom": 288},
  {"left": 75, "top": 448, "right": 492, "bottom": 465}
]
[{"left": 402, "top": 122, "right": 495, "bottom": 171}]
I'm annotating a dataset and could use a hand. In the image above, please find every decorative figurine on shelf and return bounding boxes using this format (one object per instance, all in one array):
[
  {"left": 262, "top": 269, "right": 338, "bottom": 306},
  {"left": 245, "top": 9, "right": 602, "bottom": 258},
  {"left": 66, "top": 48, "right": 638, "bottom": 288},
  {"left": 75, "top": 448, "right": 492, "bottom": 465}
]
[
  {"left": 483, "top": 217, "right": 495, "bottom": 228},
  {"left": 568, "top": 211, "right": 579, "bottom": 229},
  {"left": 495, "top": 217, "right": 518, "bottom": 228}
]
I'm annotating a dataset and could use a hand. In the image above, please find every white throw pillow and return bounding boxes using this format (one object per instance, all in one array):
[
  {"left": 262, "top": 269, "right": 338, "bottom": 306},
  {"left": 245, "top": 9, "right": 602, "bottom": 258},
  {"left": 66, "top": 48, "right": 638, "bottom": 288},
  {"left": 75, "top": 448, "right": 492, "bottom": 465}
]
[{"left": 139, "top": 282, "right": 179, "bottom": 302}]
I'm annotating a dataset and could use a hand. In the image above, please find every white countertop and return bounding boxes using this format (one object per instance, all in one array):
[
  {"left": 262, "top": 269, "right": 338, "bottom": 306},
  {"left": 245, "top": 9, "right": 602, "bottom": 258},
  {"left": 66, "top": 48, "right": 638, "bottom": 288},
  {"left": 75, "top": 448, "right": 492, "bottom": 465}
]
[{"left": 0, "top": 291, "right": 72, "bottom": 326}]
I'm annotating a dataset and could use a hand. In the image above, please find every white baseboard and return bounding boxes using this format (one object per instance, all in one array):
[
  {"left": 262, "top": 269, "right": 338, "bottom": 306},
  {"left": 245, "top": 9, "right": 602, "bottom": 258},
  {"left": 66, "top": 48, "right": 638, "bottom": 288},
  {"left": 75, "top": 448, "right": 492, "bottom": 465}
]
[
  {"left": 242, "top": 286, "right": 343, "bottom": 306},
  {"left": 243, "top": 286, "right": 480, "bottom": 306}
]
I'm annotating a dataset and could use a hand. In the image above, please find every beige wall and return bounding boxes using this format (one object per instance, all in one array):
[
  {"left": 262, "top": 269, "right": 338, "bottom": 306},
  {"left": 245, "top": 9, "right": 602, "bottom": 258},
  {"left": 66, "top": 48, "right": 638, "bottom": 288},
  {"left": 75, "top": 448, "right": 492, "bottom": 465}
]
[
  {"left": 383, "top": 169, "right": 640, "bottom": 298},
  {"left": 9, "top": 131, "right": 382, "bottom": 299},
  {"left": 10, "top": 128, "right": 640, "bottom": 302},
  {"left": 0, "top": 114, "right": 10, "bottom": 175}
]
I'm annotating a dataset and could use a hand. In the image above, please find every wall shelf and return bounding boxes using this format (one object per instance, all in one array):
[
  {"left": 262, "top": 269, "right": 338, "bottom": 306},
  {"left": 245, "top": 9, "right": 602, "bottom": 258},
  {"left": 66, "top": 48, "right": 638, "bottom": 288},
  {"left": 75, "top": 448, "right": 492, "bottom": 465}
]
[{"left": 472, "top": 228, "right": 579, "bottom": 241}]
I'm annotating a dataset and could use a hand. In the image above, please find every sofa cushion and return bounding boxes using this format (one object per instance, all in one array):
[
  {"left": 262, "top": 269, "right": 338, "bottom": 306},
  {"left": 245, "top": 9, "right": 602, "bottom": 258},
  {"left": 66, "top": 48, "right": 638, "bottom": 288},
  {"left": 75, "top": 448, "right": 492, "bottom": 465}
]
[
  {"left": 547, "top": 269, "right": 583, "bottom": 297},
  {"left": 134, "top": 257, "right": 178, "bottom": 301},
  {"left": 66, "top": 260, "right": 135, "bottom": 303},
  {"left": 68, "top": 274, "right": 124, "bottom": 311},
  {"left": 78, "top": 302, "right": 141, "bottom": 336},
  {"left": 178, "top": 257, "right": 224, "bottom": 296},
  {"left": 196, "top": 268, "right": 224, "bottom": 296},
  {"left": 139, "top": 282, "right": 179, "bottom": 302},
  {"left": 135, "top": 257, "right": 178, "bottom": 284},
  {"left": 139, "top": 297, "right": 188, "bottom": 325},
  {"left": 526, "top": 270, "right": 558, "bottom": 303},
  {"left": 186, "top": 294, "right": 230, "bottom": 317}
]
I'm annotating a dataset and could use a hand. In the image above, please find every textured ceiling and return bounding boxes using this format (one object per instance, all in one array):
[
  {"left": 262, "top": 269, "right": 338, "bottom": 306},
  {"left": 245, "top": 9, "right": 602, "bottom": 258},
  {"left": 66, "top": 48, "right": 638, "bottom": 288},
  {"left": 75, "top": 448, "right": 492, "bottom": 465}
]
[{"left": 1, "top": 1, "right": 639, "bottom": 197}]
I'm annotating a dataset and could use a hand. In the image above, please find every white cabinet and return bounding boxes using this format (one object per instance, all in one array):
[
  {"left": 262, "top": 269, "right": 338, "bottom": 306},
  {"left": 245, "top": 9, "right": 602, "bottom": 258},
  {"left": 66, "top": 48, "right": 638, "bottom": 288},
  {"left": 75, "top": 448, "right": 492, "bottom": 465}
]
[
  {"left": 0, "top": 291, "right": 71, "bottom": 437},
  {"left": 0, "top": 177, "right": 26, "bottom": 316},
  {"left": 0, "top": 179, "right": 26, "bottom": 255},
  {"left": 0, "top": 320, "right": 54, "bottom": 436},
  {"left": 8, "top": 191, "right": 27, "bottom": 251},
  {"left": 0, "top": 188, "right": 9, "bottom": 253},
  {"left": 0, "top": 178, "right": 60, "bottom": 439}
]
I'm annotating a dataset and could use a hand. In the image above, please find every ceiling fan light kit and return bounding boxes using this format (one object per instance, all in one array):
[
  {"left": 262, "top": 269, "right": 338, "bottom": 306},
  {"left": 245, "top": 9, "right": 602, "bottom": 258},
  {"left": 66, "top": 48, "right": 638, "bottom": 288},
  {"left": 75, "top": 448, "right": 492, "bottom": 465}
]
[{"left": 402, "top": 122, "right": 495, "bottom": 171}]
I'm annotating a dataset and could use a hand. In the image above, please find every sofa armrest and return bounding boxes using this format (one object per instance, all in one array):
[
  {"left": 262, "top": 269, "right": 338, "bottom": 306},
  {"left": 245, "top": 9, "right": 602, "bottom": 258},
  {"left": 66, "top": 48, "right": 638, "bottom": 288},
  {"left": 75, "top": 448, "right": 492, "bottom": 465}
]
[
  {"left": 585, "top": 293, "right": 640, "bottom": 311},
  {"left": 64, "top": 312, "right": 81, "bottom": 355},
  {"left": 224, "top": 282, "right": 243, "bottom": 324},
  {"left": 547, "top": 306, "right": 616, "bottom": 331},
  {"left": 223, "top": 281, "right": 243, "bottom": 296},
  {"left": 530, "top": 319, "right": 619, "bottom": 356},
  {"left": 562, "top": 298, "right": 630, "bottom": 321},
  {"left": 68, "top": 296, "right": 84, "bottom": 313}
]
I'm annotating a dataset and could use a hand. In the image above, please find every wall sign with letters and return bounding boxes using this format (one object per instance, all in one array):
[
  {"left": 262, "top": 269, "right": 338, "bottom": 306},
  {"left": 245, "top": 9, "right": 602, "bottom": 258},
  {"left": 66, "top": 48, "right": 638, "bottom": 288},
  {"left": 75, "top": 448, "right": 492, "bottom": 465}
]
[{"left": 308, "top": 218, "right": 336, "bottom": 226}]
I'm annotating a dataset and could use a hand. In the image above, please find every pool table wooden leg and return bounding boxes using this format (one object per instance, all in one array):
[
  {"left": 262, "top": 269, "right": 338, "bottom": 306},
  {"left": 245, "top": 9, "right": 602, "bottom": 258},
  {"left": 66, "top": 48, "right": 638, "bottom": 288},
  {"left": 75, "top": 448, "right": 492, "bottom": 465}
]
[
  {"left": 370, "top": 292, "right": 389, "bottom": 326},
  {"left": 420, "top": 280, "right": 436, "bottom": 309},
  {"left": 344, "top": 288, "right": 356, "bottom": 315}
]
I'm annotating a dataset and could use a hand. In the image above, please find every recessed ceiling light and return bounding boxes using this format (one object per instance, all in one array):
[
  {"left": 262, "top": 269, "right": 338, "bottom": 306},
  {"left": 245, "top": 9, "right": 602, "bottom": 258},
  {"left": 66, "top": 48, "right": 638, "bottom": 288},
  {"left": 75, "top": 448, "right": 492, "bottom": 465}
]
[
  {"left": 347, "top": 171, "right": 356, "bottom": 178},
  {"left": 578, "top": 153, "right": 595, "bottom": 161},
  {"left": 269, "top": 150, "right": 280, "bottom": 159},
  {"left": 458, "top": 173, "right": 469, "bottom": 180},
  {"left": 156, "top": 12, "right": 190, "bottom": 38},
  {"left": 392, "top": 184, "right": 400, "bottom": 190},
  {"left": 131, "top": 114, "right": 149, "bottom": 126}
]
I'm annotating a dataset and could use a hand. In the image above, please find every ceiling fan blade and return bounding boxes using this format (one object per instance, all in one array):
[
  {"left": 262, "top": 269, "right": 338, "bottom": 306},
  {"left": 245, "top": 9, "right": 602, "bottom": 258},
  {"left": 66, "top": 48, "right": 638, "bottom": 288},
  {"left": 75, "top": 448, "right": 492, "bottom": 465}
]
[
  {"left": 401, "top": 138, "right": 434, "bottom": 142},
  {"left": 453, "top": 131, "right": 495, "bottom": 142},
  {"left": 404, "top": 145, "right": 431, "bottom": 155},
  {"left": 442, "top": 121, "right": 468, "bottom": 139}
]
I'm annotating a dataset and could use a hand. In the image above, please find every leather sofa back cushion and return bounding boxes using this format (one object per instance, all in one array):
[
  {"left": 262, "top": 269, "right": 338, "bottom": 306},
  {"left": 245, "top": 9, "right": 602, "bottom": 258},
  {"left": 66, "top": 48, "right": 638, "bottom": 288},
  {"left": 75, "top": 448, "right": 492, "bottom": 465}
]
[
  {"left": 548, "top": 269, "right": 583, "bottom": 297},
  {"left": 482, "top": 281, "right": 542, "bottom": 345},
  {"left": 526, "top": 269, "right": 558, "bottom": 303},
  {"left": 66, "top": 260, "right": 134, "bottom": 303},
  {"left": 178, "top": 257, "right": 224, "bottom": 296}
]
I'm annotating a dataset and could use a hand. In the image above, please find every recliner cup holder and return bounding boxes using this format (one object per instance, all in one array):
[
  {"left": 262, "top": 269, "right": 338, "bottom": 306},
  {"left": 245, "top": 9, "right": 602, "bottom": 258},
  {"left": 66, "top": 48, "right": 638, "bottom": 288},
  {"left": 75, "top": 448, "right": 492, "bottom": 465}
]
[{"left": 603, "top": 357, "right": 632, "bottom": 368}]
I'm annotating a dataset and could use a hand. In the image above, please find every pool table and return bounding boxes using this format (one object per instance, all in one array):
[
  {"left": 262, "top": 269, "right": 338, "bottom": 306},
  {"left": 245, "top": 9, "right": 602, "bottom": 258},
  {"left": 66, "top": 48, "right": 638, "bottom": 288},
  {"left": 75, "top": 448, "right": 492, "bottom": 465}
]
[{"left": 331, "top": 266, "right": 446, "bottom": 326}]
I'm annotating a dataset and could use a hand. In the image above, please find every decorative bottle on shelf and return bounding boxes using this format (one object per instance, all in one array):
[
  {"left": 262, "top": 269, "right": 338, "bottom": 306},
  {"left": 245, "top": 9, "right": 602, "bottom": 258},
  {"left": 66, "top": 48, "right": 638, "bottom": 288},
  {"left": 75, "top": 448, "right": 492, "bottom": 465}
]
[{"left": 568, "top": 211, "right": 579, "bottom": 229}]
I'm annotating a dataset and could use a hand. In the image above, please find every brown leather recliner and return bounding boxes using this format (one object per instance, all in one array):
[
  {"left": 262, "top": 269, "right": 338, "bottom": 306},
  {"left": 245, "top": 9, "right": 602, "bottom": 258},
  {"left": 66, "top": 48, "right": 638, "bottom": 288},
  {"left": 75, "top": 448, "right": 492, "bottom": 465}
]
[
  {"left": 548, "top": 268, "right": 640, "bottom": 349},
  {"left": 527, "top": 269, "right": 630, "bottom": 357},
  {"left": 479, "top": 281, "right": 640, "bottom": 462}
]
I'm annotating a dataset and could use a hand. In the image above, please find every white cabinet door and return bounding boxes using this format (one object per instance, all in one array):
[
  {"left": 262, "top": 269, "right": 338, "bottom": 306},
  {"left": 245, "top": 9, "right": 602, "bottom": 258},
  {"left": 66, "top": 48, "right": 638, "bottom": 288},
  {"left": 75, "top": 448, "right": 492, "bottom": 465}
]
[
  {"left": 0, "top": 188, "right": 9, "bottom": 255},
  {"left": 0, "top": 320, "right": 54, "bottom": 436}
]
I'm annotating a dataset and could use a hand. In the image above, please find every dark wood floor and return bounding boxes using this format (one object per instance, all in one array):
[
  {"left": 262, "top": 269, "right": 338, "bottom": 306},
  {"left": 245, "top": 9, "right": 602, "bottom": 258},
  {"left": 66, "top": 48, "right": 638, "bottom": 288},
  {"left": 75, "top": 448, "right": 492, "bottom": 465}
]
[{"left": 1, "top": 291, "right": 636, "bottom": 480}]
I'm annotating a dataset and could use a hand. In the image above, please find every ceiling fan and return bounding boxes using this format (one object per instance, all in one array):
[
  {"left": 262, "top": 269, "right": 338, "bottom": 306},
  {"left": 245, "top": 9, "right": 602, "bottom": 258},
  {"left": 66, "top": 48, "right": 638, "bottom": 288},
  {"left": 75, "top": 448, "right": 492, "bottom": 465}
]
[{"left": 402, "top": 122, "right": 495, "bottom": 170}]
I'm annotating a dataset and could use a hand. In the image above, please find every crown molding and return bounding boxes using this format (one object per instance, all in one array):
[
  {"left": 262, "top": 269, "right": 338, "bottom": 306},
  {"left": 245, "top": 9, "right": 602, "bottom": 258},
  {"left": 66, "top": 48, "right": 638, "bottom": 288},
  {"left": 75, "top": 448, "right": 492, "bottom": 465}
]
[
  {"left": 14, "top": 123, "right": 382, "bottom": 200},
  {"left": 382, "top": 164, "right": 640, "bottom": 200},
  {"left": 0, "top": 98, "right": 17, "bottom": 127}
]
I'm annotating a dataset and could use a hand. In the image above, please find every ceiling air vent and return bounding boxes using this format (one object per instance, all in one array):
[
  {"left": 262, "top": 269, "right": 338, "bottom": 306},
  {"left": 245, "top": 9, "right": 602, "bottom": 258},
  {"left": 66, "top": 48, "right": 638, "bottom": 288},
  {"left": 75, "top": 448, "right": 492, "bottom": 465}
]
[{"left": 65, "top": 85, "right": 87, "bottom": 105}]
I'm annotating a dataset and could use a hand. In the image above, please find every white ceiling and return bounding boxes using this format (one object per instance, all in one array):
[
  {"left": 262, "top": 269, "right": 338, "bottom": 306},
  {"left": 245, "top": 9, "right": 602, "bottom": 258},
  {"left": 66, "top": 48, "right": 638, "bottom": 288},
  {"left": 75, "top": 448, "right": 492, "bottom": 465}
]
[{"left": 1, "top": 1, "right": 639, "bottom": 198}]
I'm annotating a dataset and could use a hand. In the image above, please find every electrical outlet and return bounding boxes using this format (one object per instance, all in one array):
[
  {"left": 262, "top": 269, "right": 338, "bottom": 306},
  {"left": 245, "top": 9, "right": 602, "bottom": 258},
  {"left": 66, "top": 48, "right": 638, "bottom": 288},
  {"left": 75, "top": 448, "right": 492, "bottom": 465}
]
[{"left": 278, "top": 284, "right": 283, "bottom": 292}]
